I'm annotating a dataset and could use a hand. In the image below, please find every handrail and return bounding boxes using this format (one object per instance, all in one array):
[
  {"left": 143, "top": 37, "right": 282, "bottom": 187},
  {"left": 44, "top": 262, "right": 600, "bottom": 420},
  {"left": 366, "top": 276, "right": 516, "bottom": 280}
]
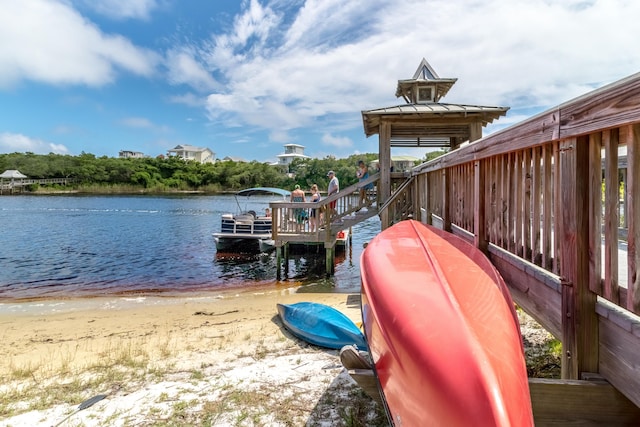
[{"left": 407, "top": 71, "right": 640, "bottom": 394}]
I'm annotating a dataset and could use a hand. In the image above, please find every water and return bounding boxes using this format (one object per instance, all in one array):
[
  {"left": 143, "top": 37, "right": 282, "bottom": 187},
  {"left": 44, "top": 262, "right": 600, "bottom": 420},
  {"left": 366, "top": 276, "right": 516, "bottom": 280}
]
[{"left": 0, "top": 195, "right": 379, "bottom": 301}]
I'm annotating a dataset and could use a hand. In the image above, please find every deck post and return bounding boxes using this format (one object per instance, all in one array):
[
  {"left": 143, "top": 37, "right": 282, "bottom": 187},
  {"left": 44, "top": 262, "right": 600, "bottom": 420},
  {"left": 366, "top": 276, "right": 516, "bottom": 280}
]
[
  {"left": 379, "top": 122, "right": 391, "bottom": 229},
  {"left": 283, "top": 243, "right": 289, "bottom": 277},
  {"left": 558, "top": 136, "right": 598, "bottom": 379},
  {"left": 325, "top": 245, "right": 335, "bottom": 276},
  {"left": 276, "top": 246, "right": 282, "bottom": 280}
]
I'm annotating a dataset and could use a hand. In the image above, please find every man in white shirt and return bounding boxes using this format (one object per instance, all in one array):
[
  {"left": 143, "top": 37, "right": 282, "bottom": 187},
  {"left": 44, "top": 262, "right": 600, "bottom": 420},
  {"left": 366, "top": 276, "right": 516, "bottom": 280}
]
[{"left": 327, "top": 170, "right": 339, "bottom": 220}]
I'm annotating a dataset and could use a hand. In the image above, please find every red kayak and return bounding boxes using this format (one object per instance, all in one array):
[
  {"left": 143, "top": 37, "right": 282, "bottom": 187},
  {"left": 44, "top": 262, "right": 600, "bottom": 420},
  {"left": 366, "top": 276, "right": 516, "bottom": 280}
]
[{"left": 360, "top": 220, "right": 533, "bottom": 426}]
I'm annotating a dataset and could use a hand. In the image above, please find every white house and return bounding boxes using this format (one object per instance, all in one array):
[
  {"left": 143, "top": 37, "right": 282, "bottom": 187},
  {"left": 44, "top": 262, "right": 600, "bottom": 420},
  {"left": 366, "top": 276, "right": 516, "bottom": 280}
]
[
  {"left": 272, "top": 144, "right": 309, "bottom": 168},
  {"left": 370, "top": 156, "right": 420, "bottom": 172},
  {"left": 119, "top": 150, "right": 145, "bottom": 159},
  {"left": 167, "top": 145, "right": 215, "bottom": 164}
]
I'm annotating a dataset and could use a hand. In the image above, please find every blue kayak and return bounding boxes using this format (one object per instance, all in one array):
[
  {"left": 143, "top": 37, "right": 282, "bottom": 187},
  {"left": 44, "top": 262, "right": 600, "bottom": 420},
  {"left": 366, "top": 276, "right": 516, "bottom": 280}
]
[{"left": 277, "top": 302, "right": 368, "bottom": 350}]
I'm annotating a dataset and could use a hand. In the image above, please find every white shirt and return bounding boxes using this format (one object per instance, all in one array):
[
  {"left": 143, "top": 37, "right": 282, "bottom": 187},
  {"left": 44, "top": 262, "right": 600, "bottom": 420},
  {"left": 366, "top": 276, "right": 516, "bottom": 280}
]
[{"left": 328, "top": 176, "right": 339, "bottom": 195}]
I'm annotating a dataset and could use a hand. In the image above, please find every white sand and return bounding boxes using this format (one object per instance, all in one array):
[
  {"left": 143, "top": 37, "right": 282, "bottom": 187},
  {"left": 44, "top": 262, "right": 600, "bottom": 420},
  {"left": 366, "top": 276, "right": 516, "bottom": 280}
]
[{"left": 0, "top": 288, "right": 383, "bottom": 427}]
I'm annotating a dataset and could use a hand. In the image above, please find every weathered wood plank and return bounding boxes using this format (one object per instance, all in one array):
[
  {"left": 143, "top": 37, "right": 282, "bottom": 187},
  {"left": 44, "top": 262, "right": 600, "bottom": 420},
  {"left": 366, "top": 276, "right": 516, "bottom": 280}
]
[
  {"left": 625, "top": 124, "right": 640, "bottom": 313},
  {"left": 532, "top": 146, "right": 542, "bottom": 265},
  {"left": 529, "top": 377, "right": 640, "bottom": 426},
  {"left": 559, "top": 137, "right": 598, "bottom": 378},
  {"left": 498, "top": 154, "right": 505, "bottom": 247},
  {"left": 589, "top": 132, "right": 603, "bottom": 295},
  {"left": 489, "top": 244, "right": 562, "bottom": 338},
  {"left": 515, "top": 151, "right": 524, "bottom": 257},
  {"left": 604, "top": 129, "right": 620, "bottom": 303},
  {"left": 553, "top": 140, "right": 561, "bottom": 275},
  {"left": 542, "top": 143, "right": 553, "bottom": 270},
  {"left": 523, "top": 148, "right": 532, "bottom": 260},
  {"left": 441, "top": 168, "right": 450, "bottom": 232},
  {"left": 474, "top": 159, "right": 487, "bottom": 252},
  {"left": 560, "top": 71, "right": 640, "bottom": 139},
  {"left": 598, "top": 313, "right": 640, "bottom": 408}
]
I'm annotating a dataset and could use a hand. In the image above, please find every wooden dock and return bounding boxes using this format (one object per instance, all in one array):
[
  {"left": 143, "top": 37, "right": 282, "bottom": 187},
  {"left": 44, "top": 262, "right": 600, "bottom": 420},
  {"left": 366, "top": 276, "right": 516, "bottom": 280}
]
[{"left": 270, "top": 174, "right": 379, "bottom": 276}]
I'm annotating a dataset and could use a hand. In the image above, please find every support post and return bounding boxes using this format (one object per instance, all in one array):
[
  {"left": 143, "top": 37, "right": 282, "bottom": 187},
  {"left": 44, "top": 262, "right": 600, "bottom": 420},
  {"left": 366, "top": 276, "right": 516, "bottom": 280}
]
[
  {"left": 283, "top": 243, "right": 289, "bottom": 277},
  {"left": 276, "top": 246, "right": 282, "bottom": 280},
  {"left": 379, "top": 122, "right": 391, "bottom": 229},
  {"left": 558, "top": 136, "right": 598, "bottom": 379},
  {"left": 325, "top": 245, "right": 335, "bottom": 276}
]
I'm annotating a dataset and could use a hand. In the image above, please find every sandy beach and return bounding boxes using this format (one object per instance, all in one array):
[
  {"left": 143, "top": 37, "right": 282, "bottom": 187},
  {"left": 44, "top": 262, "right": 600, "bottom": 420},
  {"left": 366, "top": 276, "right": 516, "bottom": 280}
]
[
  {"left": 0, "top": 286, "right": 558, "bottom": 427},
  {"left": 0, "top": 288, "right": 387, "bottom": 427}
]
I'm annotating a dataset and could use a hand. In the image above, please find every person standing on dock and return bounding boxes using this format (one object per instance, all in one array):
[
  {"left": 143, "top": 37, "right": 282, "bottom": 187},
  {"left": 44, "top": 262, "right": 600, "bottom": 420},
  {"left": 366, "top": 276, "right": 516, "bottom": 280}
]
[
  {"left": 291, "top": 184, "right": 307, "bottom": 230},
  {"left": 327, "top": 170, "right": 339, "bottom": 220},
  {"left": 309, "top": 184, "right": 321, "bottom": 231},
  {"left": 356, "top": 160, "right": 373, "bottom": 211}
]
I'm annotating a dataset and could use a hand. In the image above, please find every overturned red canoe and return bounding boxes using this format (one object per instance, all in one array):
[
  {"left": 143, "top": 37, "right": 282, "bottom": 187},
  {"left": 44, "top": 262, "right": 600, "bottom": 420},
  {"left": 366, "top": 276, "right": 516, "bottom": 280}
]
[{"left": 360, "top": 220, "right": 533, "bottom": 426}]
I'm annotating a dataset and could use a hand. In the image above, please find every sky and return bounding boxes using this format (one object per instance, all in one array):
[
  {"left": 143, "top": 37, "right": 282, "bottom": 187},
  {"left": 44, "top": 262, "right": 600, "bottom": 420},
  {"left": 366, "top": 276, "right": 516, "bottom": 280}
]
[{"left": 1, "top": 0, "right": 639, "bottom": 164}]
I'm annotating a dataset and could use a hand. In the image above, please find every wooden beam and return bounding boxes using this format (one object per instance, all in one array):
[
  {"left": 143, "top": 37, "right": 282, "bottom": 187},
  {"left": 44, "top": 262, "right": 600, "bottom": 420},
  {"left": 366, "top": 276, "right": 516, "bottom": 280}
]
[
  {"left": 529, "top": 377, "right": 640, "bottom": 426},
  {"left": 558, "top": 136, "right": 599, "bottom": 379},
  {"left": 379, "top": 121, "right": 391, "bottom": 230}
]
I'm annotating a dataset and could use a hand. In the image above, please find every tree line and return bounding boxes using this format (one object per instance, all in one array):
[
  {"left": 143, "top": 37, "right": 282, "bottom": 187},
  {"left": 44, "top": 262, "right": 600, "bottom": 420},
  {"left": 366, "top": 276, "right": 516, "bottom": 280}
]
[{"left": 0, "top": 151, "right": 445, "bottom": 193}]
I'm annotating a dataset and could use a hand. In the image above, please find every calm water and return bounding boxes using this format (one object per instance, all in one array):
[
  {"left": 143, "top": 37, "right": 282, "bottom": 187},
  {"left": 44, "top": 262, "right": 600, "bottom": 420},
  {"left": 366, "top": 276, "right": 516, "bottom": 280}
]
[{"left": 0, "top": 195, "right": 379, "bottom": 302}]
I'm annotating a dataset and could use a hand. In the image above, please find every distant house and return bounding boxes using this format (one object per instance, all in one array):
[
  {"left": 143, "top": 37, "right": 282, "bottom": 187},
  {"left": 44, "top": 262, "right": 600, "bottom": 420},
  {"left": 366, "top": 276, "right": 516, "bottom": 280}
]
[
  {"left": 167, "top": 144, "right": 215, "bottom": 164},
  {"left": 272, "top": 144, "right": 310, "bottom": 169},
  {"left": 119, "top": 150, "right": 145, "bottom": 159},
  {"left": 370, "top": 156, "right": 420, "bottom": 172},
  {"left": 222, "top": 156, "right": 246, "bottom": 162}
]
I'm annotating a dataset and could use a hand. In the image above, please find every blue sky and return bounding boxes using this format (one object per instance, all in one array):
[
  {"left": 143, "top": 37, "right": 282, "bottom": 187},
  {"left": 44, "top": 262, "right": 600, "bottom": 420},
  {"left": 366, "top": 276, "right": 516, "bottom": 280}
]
[{"left": 1, "top": 0, "right": 639, "bottom": 163}]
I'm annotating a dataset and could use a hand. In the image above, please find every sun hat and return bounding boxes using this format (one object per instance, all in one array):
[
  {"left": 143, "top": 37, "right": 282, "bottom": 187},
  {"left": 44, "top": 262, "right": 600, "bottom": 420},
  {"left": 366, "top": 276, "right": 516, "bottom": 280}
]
[{"left": 327, "top": 170, "right": 335, "bottom": 176}]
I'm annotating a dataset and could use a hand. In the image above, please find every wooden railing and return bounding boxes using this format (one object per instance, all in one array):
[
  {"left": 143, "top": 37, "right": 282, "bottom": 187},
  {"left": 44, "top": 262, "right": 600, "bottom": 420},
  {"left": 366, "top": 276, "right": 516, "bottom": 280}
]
[
  {"left": 383, "top": 71, "right": 640, "bottom": 407},
  {"left": 0, "top": 177, "right": 75, "bottom": 193},
  {"left": 270, "top": 173, "right": 380, "bottom": 246}
]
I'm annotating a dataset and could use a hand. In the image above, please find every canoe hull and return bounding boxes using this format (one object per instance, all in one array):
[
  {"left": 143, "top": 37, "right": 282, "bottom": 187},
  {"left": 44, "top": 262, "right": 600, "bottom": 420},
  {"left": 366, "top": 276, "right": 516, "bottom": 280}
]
[
  {"left": 361, "top": 220, "right": 533, "bottom": 426},
  {"left": 277, "top": 302, "right": 367, "bottom": 350}
]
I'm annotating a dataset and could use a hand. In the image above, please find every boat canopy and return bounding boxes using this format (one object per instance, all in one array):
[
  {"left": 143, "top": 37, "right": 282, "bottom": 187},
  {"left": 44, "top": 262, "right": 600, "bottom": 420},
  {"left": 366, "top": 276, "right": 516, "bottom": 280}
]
[{"left": 235, "top": 187, "right": 291, "bottom": 198}]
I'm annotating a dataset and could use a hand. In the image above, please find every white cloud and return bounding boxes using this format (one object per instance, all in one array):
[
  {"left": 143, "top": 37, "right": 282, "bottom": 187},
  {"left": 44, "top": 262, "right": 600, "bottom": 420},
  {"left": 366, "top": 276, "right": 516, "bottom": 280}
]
[
  {"left": 0, "top": 0, "right": 159, "bottom": 88},
  {"left": 119, "top": 117, "right": 170, "bottom": 133},
  {"left": 166, "top": 48, "right": 220, "bottom": 92},
  {"left": 120, "top": 117, "right": 154, "bottom": 129},
  {"left": 322, "top": 133, "right": 353, "bottom": 149},
  {"left": 79, "top": 0, "right": 159, "bottom": 20},
  {"left": 0, "top": 132, "right": 69, "bottom": 154},
  {"left": 199, "top": 0, "right": 640, "bottom": 145}
]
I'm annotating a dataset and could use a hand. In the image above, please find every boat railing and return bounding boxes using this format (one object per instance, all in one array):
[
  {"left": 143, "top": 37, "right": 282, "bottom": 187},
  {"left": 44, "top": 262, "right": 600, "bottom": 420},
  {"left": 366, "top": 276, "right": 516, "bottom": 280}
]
[{"left": 220, "top": 212, "right": 271, "bottom": 235}]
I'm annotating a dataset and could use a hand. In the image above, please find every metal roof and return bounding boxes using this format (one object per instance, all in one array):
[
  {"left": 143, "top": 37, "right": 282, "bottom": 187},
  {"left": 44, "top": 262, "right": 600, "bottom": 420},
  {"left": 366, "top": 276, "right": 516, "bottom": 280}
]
[{"left": 361, "top": 102, "right": 509, "bottom": 147}]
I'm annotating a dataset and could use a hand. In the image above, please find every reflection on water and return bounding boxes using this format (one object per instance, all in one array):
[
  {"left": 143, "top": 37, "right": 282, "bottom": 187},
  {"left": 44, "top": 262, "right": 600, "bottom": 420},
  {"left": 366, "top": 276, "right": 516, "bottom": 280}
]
[{"left": 0, "top": 195, "right": 379, "bottom": 300}]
